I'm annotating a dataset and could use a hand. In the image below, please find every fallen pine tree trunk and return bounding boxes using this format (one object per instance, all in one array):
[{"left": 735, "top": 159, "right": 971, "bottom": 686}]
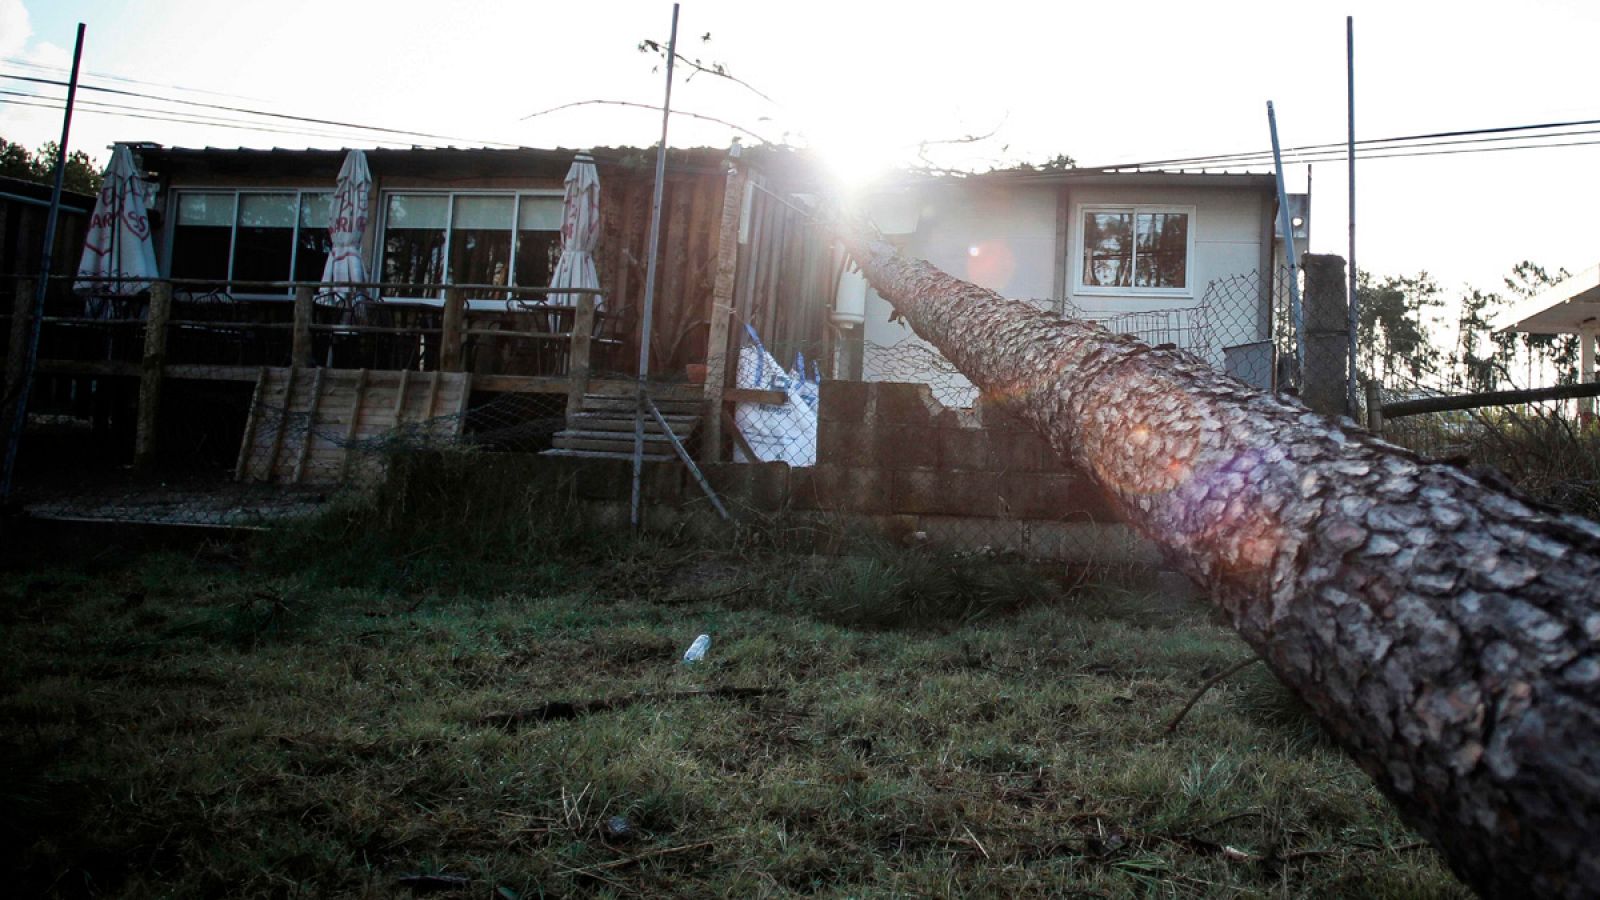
[{"left": 834, "top": 223, "right": 1600, "bottom": 898}]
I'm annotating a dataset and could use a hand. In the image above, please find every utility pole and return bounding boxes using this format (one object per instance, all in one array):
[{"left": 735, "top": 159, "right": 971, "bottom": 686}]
[
  {"left": 630, "top": 3, "right": 680, "bottom": 530},
  {"left": 2, "top": 23, "right": 86, "bottom": 501}
]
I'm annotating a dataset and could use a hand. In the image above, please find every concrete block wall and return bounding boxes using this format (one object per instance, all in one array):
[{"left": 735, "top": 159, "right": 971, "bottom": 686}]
[{"left": 543, "top": 380, "right": 1161, "bottom": 565}]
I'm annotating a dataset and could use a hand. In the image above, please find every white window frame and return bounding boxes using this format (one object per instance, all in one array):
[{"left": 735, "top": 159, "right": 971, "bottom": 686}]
[
  {"left": 1071, "top": 203, "right": 1197, "bottom": 299},
  {"left": 375, "top": 189, "right": 565, "bottom": 306},
  {"left": 167, "top": 188, "right": 335, "bottom": 300}
]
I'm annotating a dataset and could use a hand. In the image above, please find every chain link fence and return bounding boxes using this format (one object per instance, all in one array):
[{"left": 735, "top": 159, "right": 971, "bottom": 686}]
[
  {"left": 1369, "top": 382, "right": 1600, "bottom": 519},
  {"left": 9, "top": 266, "right": 1313, "bottom": 570}
]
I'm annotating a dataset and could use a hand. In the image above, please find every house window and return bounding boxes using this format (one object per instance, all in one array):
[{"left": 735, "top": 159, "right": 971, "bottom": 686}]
[
  {"left": 1077, "top": 205, "right": 1192, "bottom": 293},
  {"left": 169, "top": 190, "right": 335, "bottom": 293},
  {"left": 379, "top": 192, "right": 564, "bottom": 301}
]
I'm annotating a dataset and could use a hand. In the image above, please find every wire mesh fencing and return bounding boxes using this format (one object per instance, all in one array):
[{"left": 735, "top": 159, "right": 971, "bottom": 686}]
[
  {"left": 1372, "top": 383, "right": 1600, "bottom": 519},
  {"left": 7, "top": 263, "right": 1332, "bottom": 574},
  {"left": 8, "top": 357, "right": 574, "bottom": 528}
]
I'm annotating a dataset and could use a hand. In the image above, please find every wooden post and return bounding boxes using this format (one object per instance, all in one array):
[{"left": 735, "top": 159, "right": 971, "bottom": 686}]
[
  {"left": 133, "top": 280, "right": 172, "bottom": 469},
  {"left": 566, "top": 293, "right": 595, "bottom": 416},
  {"left": 700, "top": 153, "right": 749, "bottom": 461},
  {"left": 1365, "top": 380, "right": 1383, "bottom": 433},
  {"left": 291, "top": 285, "right": 313, "bottom": 369},
  {"left": 5, "top": 278, "right": 34, "bottom": 405},
  {"left": 440, "top": 288, "right": 465, "bottom": 372}
]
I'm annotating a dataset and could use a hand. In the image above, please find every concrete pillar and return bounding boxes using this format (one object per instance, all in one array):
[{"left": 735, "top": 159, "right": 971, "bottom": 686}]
[{"left": 1300, "top": 253, "right": 1350, "bottom": 418}]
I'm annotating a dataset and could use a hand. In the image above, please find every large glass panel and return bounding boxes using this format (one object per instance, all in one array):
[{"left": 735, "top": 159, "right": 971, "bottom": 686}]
[
  {"left": 1082, "top": 211, "right": 1133, "bottom": 288},
  {"left": 518, "top": 195, "right": 563, "bottom": 232},
  {"left": 514, "top": 232, "right": 562, "bottom": 293},
  {"left": 170, "top": 192, "right": 235, "bottom": 285},
  {"left": 232, "top": 193, "right": 296, "bottom": 289},
  {"left": 381, "top": 194, "right": 447, "bottom": 294},
  {"left": 295, "top": 192, "right": 333, "bottom": 283},
  {"left": 1135, "top": 212, "right": 1188, "bottom": 288},
  {"left": 516, "top": 195, "right": 564, "bottom": 292},
  {"left": 450, "top": 195, "right": 514, "bottom": 299}
]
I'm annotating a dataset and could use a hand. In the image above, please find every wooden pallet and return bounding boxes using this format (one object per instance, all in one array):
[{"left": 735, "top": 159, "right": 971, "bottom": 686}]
[
  {"left": 235, "top": 367, "right": 470, "bottom": 485},
  {"left": 541, "top": 393, "right": 700, "bottom": 462}
]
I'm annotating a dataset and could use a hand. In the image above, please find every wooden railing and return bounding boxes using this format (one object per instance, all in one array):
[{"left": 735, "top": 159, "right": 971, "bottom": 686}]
[{"left": 4, "top": 275, "right": 607, "bottom": 469}]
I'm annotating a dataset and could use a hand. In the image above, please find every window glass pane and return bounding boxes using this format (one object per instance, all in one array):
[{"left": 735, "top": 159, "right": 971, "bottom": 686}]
[
  {"left": 385, "top": 193, "right": 449, "bottom": 229},
  {"left": 453, "top": 195, "right": 514, "bottom": 230},
  {"left": 450, "top": 199, "right": 513, "bottom": 299},
  {"left": 1135, "top": 212, "right": 1188, "bottom": 288},
  {"left": 238, "top": 193, "right": 297, "bottom": 228},
  {"left": 383, "top": 230, "right": 445, "bottom": 293},
  {"left": 299, "top": 192, "right": 332, "bottom": 230},
  {"left": 295, "top": 193, "right": 334, "bottom": 283},
  {"left": 233, "top": 240, "right": 293, "bottom": 289},
  {"left": 518, "top": 195, "right": 564, "bottom": 231},
  {"left": 1082, "top": 211, "right": 1133, "bottom": 287},
  {"left": 177, "top": 192, "right": 235, "bottom": 227},
  {"left": 514, "top": 231, "right": 562, "bottom": 289},
  {"left": 171, "top": 193, "right": 235, "bottom": 285},
  {"left": 381, "top": 194, "right": 446, "bottom": 294}
]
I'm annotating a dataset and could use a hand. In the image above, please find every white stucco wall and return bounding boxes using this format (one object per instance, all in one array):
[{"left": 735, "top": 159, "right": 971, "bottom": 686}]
[{"left": 858, "top": 179, "right": 1274, "bottom": 406}]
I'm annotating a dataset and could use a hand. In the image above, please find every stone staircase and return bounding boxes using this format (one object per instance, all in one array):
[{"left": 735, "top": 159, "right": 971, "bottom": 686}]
[{"left": 540, "top": 393, "right": 701, "bottom": 462}]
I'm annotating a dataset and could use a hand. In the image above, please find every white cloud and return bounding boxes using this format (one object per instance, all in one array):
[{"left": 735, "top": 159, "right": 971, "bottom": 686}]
[{"left": 0, "top": 0, "right": 31, "bottom": 59}]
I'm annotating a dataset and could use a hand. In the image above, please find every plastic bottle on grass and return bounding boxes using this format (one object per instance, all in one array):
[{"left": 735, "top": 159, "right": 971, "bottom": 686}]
[{"left": 683, "top": 634, "right": 710, "bottom": 663}]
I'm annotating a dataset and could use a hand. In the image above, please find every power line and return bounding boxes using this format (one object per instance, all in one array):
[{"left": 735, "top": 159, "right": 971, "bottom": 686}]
[
  {"left": 0, "top": 55, "right": 263, "bottom": 102},
  {"left": 0, "top": 96, "right": 428, "bottom": 148},
  {"left": 1113, "top": 128, "right": 1600, "bottom": 172},
  {"left": 0, "top": 87, "right": 440, "bottom": 145},
  {"left": 1100, "top": 115, "right": 1600, "bottom": 171},
  {"left": 0, "top": 71, "right": 519, "bottom": 148}
]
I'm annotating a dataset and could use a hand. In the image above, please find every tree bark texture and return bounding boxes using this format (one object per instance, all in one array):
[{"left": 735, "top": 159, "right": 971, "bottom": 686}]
[{"left": 836, "top": 227, "right": 1600, "bottom": 899}]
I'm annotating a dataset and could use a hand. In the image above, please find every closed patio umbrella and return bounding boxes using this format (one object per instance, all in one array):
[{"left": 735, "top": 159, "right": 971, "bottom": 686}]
[
  {"left": 74, "top": 143, "right": 158, "bottom": 315},
  {"left": 321, "top": 149, "right": 371, "bottom": 306},
  {"left": 547, "top": 152, "right": 603, "bottom": 327}
]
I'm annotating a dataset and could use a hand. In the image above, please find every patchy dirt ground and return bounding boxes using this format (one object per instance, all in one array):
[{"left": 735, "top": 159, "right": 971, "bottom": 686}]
[{"left": 0, "top": 524, "right": 1469, "bottom": 899}]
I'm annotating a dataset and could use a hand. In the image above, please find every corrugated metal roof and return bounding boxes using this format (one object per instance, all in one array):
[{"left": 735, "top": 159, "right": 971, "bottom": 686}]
[{"left": 128, "top": 143, "right": 1277, "bottom": 193}]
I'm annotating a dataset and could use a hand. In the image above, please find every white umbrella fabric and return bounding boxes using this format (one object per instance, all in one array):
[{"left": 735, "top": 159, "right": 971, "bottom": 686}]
[
  {"left": 74, "top": 143, "right": 159, "bottom": 315},
  {"left": 320, "top": 149, "right": 372, "bottom": 306},
  {"left": 547, "top": 152, "right": 603, "bottom": 328}
]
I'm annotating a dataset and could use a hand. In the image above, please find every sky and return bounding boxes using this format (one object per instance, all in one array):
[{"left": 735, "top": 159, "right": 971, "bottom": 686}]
[{"left": 4, "top": 0, "right": 1599, "bottom": 299}]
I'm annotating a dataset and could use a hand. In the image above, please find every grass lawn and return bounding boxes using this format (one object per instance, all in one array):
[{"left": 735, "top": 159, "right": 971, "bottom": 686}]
[{"left": 1, "top": 519, "right": 1469, "bottom": 900}]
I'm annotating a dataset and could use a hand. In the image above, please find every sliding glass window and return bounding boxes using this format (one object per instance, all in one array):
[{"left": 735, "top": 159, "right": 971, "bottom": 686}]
[
  {"left": 168, "top": 189, "right": 335, "bottom": 294},
  {"left": 379, "top": 192, "right": 565, "bottom": 302}
]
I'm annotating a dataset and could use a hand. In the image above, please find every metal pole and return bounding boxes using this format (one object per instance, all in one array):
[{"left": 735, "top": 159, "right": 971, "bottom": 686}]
[
  {"left": 2, "top": 23, "right": 85, "bottom": 501},
  {"left": 1267, "top": 101, "right": 1305, "bottom": 382},
  {"left": 631, "top": 3, "right": 679, "bottom": 531},
  {"left": 1346, "top": 15, "right": 1360, "bottom": 417}
]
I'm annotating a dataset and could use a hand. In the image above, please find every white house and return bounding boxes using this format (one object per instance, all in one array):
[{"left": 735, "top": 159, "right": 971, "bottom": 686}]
[{"left": 841, "top": 169, "right": 1299, "bottom": 406}]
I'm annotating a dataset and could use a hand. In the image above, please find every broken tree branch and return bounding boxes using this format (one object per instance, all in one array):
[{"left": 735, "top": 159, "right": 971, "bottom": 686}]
[
  {"left": 1165, "top": 655, "right": 1263, "bottom": 733},
  {"left": 519, "top": 99, "right": 772, "bottom": 144}
]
